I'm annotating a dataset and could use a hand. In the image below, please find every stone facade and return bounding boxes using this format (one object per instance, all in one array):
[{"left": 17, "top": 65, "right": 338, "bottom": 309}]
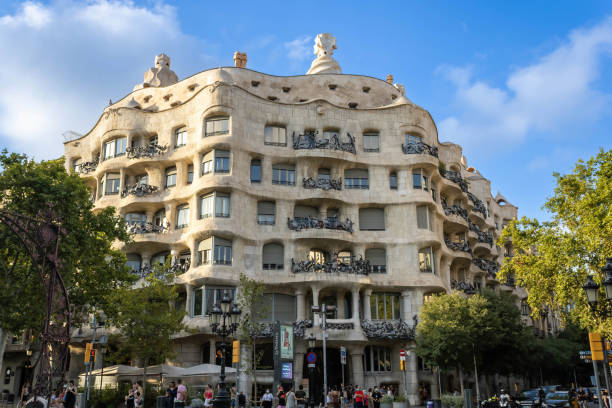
[{"left": 63, "top": 35, "right": 522, "bottom": 402}]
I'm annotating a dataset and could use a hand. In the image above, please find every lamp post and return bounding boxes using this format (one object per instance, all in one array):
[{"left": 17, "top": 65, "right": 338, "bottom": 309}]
[
  {"left": 211, "top": 293, "right": 242, "bottom": 408},
  {"left": 582, "top": 258, "right": 612, "bottom": 408},
  {"left": 307, "top": 334, "right": 316, "bottom": 408},
  {"left": 312, "top": 303, "right": 336, "bottom": 401}
]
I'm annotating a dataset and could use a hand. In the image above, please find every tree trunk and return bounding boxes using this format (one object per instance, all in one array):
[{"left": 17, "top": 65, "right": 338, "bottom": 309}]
[
  {"left": 432, "top": 366, "right": 441, "bottom": 400},
  {"left": 0, "top": 329, "right": 7, "bottom": 381},
  {"left": 458, "top": 363, "right": 465, "bottom": 396},
  {"left": 473, "top": 352, "right": 480, "bottom": 404},
  {"left": 253, "top": 341, "right": 258, "bottom": 406}
]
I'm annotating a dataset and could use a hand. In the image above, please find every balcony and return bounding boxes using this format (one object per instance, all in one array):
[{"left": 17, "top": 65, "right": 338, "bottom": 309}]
[
  {"left": 303, "top": 177, "right": 342, "bottom": 191},
  {"left": 121, "top": 182, "right": 159, "bottom": 198},
  {"left": 451, "top": 280, "right": 476, "bottom": 294},
  {"left": 472, "top": 258, "right": 500, "bottom": 278},
  {"left": 292, "top": 130, "right": 356, "bottom": 154},
  {"left": 445, "top": 239, "right": 472, "bottom": 254},
  {"left": 467, "top": 192, "right": 488, "bottom": 218},
  {"left": 78, "top": 154, "right": 100, "bottom": 174},
  {"left": 133, "top": 260, "right": 189, "bottom": 277},
  {"left": 361, "top": 320, "right": 415, "bottom": 340},
  {"left": 468, "top": 220, "right": 494, "bottom": 247},
  {"left": 441, "top": 169, "right": 468, "bottom": 192},
  {"left": 255, "top": 320, "right": 314, "bottom": 338},
  {"left": 126, "top": 143, "right": 167, "bottom": 159},
  {"left": 287, "top": 216, "right": 354, "bottom": 233},
  {"left": 291, "top": 255, "right": 374, "bottom": 275},
  {"left": 442, "top": 199, "right": 469, "bottom": 222},
  {"left": 127, "top": 222, "right": 167, "bottom": 234},
  {"left": 401, "top": 141, "right": 439, "bottom": 158}
]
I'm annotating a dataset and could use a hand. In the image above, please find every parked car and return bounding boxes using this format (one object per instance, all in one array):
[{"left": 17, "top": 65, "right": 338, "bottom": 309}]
[
  {"left": 545, "top": 392, "right": 570, "bottom": 408},
  {"left": 516, "top": 390, "right": 540, "bottom": 407}
]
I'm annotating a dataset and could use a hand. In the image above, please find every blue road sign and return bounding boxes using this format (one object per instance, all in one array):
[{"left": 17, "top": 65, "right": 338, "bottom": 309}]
[{"left": 307, "top": 352, "right": 316, "bottom": 364}]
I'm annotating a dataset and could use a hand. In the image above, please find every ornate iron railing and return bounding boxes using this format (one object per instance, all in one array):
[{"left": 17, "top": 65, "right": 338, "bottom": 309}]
[
  {"left": 441, "top": 199, "right": 469, "bottom": 222},
  {"left": 254, "top": 320, "right": 314, "bottom": 338},
  {"left": 303, "top": 177, "right": 342, "bottom": 190},
  {"left": 121, "top": 183, "right": 159, "bottom": 198},
  {"left": 127, "top": 221, "right": 167, "bottom": 234},
  {"left": 472, "top": 258, "right": 500, "bottom": 277},
  {"left": 291, "top": 256, "right": 372, "bottom": 275},
  {"left": 441, "top": 169, "right": 469, "bottom": 192},
  {"left": 287, "top": 216, "right": 353, "bottom": 233},
  {"left": 126, "top": 143, "right": 167, "bottom": 159},
  {"left": 361, "top": 319, "right": 415, "bottom": 340},
  {"left": 292, "top": 131, "right": 356, "bottom": 154},
  {"left": 327, "top": 322, "right": 354, "bottom": 330},
  {"left": 402, "top": 141, "right": 439, "bottom": 158},
  {"left": 445, "top": 239, "right": 472, "bottom": 254},
  {"left": 467, "top": 192, "right": 488, "bottom": 217},
  {"left": 468, "top": 220, "right": 494, "bottom": 247},
  {"left": 451, "top": 280, "right": 476, "bottom": 294},
  {"left": 503, "top": 276, "right": 516, "bottom": 288},
  {"left": 79, "top": 154, "right": 100, "bottom": 174},
  {"left": 133, "top": 260, "right": 190, "bottom": 278}
]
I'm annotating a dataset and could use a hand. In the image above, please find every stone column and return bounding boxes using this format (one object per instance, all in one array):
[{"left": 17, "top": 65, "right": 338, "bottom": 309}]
[
  {"left": 193, "top": 153, "right": 201, "bottom": 182},
  {"left": 210, "top": 339, "right": 217, "bottom": 365},
  {"left": 351, "top": 288, "right": 360, "bottom": 324},
  {"left": 336, "top": 290, "right": 346, "bottom": 319},
  {"left": 311, "top": 286, "right": 320, "bottom": 326},
  {"left": 141, "top": 254, "right": 151, "bottom": 267},
  {"left": 401, "top": 290, "right": 412, "bottom": 321},
  {"left": 293, "top": 342, "right": 306, "bottom": 388},
  {"left": 363, "top": 289, "right": 372, "bottom": 320},
  {"left": 239, "top": 343, "right": 252, "bottom": 395},
  {"left": 406, "top": 348, "right": 419, "bottom": 405},
  {"left": 296, "top": 290, "right": 306, "bottom": 320},
  {"left": 349, "top": 345, "right": 365, "bottom": 387},
  {"left": 185, "top": 284, "right": 194, "bottom": 315},
  {"left": 119, "top": 168, "right": 126, "bottom": 194}
]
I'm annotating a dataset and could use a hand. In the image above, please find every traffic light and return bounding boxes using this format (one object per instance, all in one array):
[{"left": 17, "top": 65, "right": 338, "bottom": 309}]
[
  {"left": 232, "top": 340, "right": 240, "bottom": 363},
  {"left": 84, "top": 343, "right": 92, "bottom": 363},
  {"left": 400, "top": 359, "right": 405, "bottom": 371}
]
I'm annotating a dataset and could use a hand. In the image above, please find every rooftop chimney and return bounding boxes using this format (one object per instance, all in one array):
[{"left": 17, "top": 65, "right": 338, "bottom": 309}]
[
  {"left": 233, "top": 52, "right": 247, "bottom": 68},
  {"left": 386, "top": 74, "right": 394, "bottom": 84}
]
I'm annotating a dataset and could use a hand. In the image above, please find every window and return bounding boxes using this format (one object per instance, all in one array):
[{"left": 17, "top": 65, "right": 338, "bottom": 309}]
[
  {"left": 193, "top": 286, "right": 236, "bottom": 316},
  {"left": 495, "top": 216, "right": 500, "bottom": 230},
  {"left": 264, "top": 126, "right": 287, "bottom": 146},
  {"left": 389, "top": 172, "right": 398, "bottom": 189},
  {"left": 165, "top": 166, "right": 177, "bottom": 188},
  {"left": 258, "top": 201, "right": 276, "bottom": 225},
  {"left": 363, "top": 132, "right": 380, "bottom": 152},
  {"left": 72, "top": 158, "right": 82, "bottom": 173},
  {"left": 151, "top": 251, "right": 169, "bottom": 265},
  {"left": 103, "top": 137, "right": 127, "bottom": 160},
  {"left": 359, "top": 208, "right": 385, "bottom": 231},
  {"left": 214, "top": 237, "right": 232, "bottom": 265},
  {"left": 197, "top": 238, "right": 212, "bottom": 265},
  {"left": 205, "top": 116, "right": 229, "bottom": 136},
  {"left": 322, "top": 129, "right": 340, "bottom": 141},
  {"left": 135, "top": 174, "right": 148, "bottom": 185},
  {"left": 175, "top": 127, "right": 187, "bottom": 148},
  {"left": 364, "top": 346, "right": 392, "bottom": 372},
  {"left": 318, "top": 168, "right": 331, "bottom": 182},
  {"left": 366, "top": 248, "right": 386, "bottom": 273},
  {"left": 405, "top": 134, "right": 422, "bottom": 145},
  {"left": 126, "top": 253, "right": 142, "bottom": 272},
  {"left": 344, "top": 169, "right": 369, "bottom": 189},
  {"left": 251, "top": 159, "right": 262, "bottom": 183},
  {"left": 193, "top": 288, "right": 204, "bottom": 315},
  {"left": 153, "top": 209, "right": 166, "bottom": 227},
  {"left": 338, "top": 250, "right": 352, "bottom": 265},
  {"left": 262, "top": 243, "right": 284, "bottom": 270},
  {"left": 187, "top": 164, "right": 194, "bottom": 184},
  {"left": 309, "top": 249, "right": 326, "bottom": 265},
  {"left": 412, "top": 168, "right": 428, "bottom": 190},
  {"left": 200, "top": 192, "right": 230, "bottom": 218},
  {"left": 272, "top": 164, "right": 295, "bottom": 185},
  {"left": 294, "top": 205, "right": 318, "bottom": 218},
  {"left": 103, "top": 173, "right": 120, "bottom": 195},
  {"left": 370, "top": 293, "right": 400, "bottom": 320},
  {"left": 200, "top": 194, "right": 214, "bottom": 218},
  {"left": 176, "top": 204, "right": 190, "bottom": 229},
  {"left": 258, "top": 294, "right": 296, "bottom": 322},
  {"left": 416, "top": 205, "right": 433, "bottom": 231},
  {"left": 418, "top": 247, "right": 435, "bottom": 273},
  {"left": 215, "top": 150, "right": 230, "bottom": 173},
  {"left": 125, "top": 212, "right": 146, "bottom": 226}
]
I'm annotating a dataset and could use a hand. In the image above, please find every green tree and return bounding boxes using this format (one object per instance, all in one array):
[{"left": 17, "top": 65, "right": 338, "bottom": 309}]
[
  {"left": 106, "top": 261, "right": 187, "bottom": 403},
  {"left": 237, "top": 273, "right": 268, "bottom": 400},
  {"left": 498, "top": 149, "right": 612, "bottom": 335},
  {"left": 0, "top": 151, "right": 132, "bottom": 369}
]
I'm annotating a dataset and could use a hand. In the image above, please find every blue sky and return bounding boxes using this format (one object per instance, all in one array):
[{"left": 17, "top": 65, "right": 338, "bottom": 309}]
[{"left": 0, "top": 1, "right": 610, "bottom": 220}]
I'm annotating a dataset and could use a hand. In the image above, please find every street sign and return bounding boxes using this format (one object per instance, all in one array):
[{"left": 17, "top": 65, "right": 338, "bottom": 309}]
[
  {"left": 589, "top": 332, "right": 605, "bottom": 361},
  {"left": 340, "top": 347, "right": 346, "bottom": 365},
  {"left": 307, "top": 352, "right": 317, "bottom": 364}
]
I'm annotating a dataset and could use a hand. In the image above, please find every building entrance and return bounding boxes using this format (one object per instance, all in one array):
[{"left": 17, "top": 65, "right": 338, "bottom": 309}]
[{"left": 302, "top": 347, "right": 348, "bottom": 405}]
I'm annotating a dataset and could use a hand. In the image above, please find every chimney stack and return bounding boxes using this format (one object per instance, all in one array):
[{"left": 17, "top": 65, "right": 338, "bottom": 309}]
[
  {"left": 233, "top": 52, "right": 247, "bottom": 68},
  {"left": 386, "top": 74, "right": 394, "bottom": 84}
]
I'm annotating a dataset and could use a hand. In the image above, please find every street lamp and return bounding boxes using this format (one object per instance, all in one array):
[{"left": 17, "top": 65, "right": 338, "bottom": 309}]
[
  {"left": 311, "top": 303, "right": 336, "bottom": 402},
  {"left": 306, "top": 334, "right": 316, "bottom": 408},
  {"left": 211, "top": 292, "right": 241, "bottom": 408}
]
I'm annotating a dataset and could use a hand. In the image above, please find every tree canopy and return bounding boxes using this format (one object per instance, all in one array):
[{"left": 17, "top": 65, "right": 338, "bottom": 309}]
[
  {"left": 498, "top": 148, "right": 612, "bottom": 335},
  {"left": 0, "top": 151, "right": 132, "bottom": 335}
]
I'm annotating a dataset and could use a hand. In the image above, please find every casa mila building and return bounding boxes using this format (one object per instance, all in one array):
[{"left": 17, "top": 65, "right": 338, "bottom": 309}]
[{"left": 64, "top": 34, "right": 523, "bottom": 402}]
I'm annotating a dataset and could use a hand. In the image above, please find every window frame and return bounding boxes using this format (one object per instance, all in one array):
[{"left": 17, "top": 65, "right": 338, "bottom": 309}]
[
  {"left": 418, "top": 247, "right": 435, "bottom": 273},
  {"left": 389, "top": 172, "right": 398, "bottom": 190},
  {"left": 176, "top": 204, "right": 190, "bottom": 229},
  {"left": 370, "top": 292, "right": 400, "bottom": 320},
  {"left": 412, "top": 168, "right": 429, "bottom": 191},
  {"left": 204, "top": 116, "right": 230, "bottom": 137},
  {"left": 257, "top": 201, "right": 276, "bottom": 225},
  {"left": 272, "top": 165, "right": 296, "bottom": 186},
  {"left": 103, "top": 173, "right": 121, "bottom": 195},
  {"left": 264, "top": 125, "right": 287, "bottom": 146},
  {"left": 251, "top": 159, "right": 262, "bottom": 183},
  {"left": 363, "top": 132, "right": 380, "bottom": 153},
  {"left": 416, "top": 205, "right": 434, "bottom": 231},
  {"left": 344, "top": 169, "right": 369, "bottom": 190},
  {"left": 102, "top": 137, "right": 127, "bottom": 160},
  {"left": 165, "top": 166, "right": 177, "bottom": 188},
  {"left": 262, "top": 243, "right": 284, "bottom": 270},
  {"left": 175, "top": 127, "right": 187, "bottom": 148}
]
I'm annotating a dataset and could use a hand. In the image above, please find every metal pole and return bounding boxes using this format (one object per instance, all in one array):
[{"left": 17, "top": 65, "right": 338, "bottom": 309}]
[
  {"left": 602, "top": 338, "right": 611, "bottom": 396},
  {"left": 322, "top": 304, "right": 328, "bottom": 399},
  {"left": 593, "top": 360, "right": 604, "bottom": 408}
]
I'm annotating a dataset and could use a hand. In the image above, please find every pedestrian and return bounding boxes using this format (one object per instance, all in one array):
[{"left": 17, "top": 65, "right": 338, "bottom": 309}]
[
  {"left": 603, "top": 389, "right": 610, "bottom": 408},
  {"left": 372, "top": 388, "right": 381, "bottom": 408},
  {"left": 204, "top": 385, "right": 214, "bottom": 407},
  {"left": 262, "top": 389, "right": 274, "bottom": 408},
  {"left": 134, "top": 381, "right": 144, "bottom": 408},
  {"left": 63, "top": 380, "right": 77, "bottom": 408},
  {"left": 239, "top": 391, "right": 247, "bottom": 408},
  {"left": 353, "top": 386, "right": 365, "bottom": 408},
  {"left": 295, "top": 385, "right": 307, "bottom": 408},
  {"left": 166, "top": 381, "right": 177, "bottom": 408},
  {"left": 287, "top": 386, "right": 296, "bottom": 408},
  {"left": 332, "top": 386, "right": 341, "bottom": 408},
  {"left": 175, "top": 379, "right": 188, "bottom": 408},
  {"left": 125, "top": 384, "right": 135, "bottom": 408},
  {"left": 386, "top": 387, "right": 393, "bottom": 398},
  {"left": 278, "top": 385, "right": 287, "bottom": 408},
  {"left": 326, "top": 390, "right": 332, "bottom": 408}
]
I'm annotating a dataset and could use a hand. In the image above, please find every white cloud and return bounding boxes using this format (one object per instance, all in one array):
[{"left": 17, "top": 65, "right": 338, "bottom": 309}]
[
  {"left": 0, "top": 0, "right": 217, "bottom": 159},
  {"left": 438, "top": 16, "right": 612, "bottom": 153},
  {"left": 284, "top": 35, "right": 312, "bottom": 61}
]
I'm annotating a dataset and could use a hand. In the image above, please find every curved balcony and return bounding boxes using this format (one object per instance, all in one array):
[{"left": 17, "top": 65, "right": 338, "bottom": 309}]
[
  {"left": 127, "top": 221, "right": 168, "bottom": 235},
  {"left": 126, "top": 143, "right": 168, "bottom": 159},
  {"left": 121, "top": 182, "right": 160, "bottom": 198},
  {"left": 361, "top": 320, "right": 416, "bottom": 340},
  {"left": 467, "top": 192, "right": 488, "bottom": 218},
  {"left": 401, "top": 141, "right": 439, "bottom": 158},
  {"left": 445, "top": 239, "right": 472, "bottom": 256},
  {"left": 450, "top": 280, "right": 476, "bottom": 294},
  {"left": 303, "top": 177, "right": 342, "bottom": 191},
  {"left": 288, "top": 216, "right": 354, "bottom": 233},
  {"left": 291, "top": 256, "right": 374, "bottom": 275},
  {"left": 78, "top": 154, "right": 100, "bottom": 174},
  {"left": 292, "top": 130, "right": 356, "bottom": 154},
  {"left": 440, "top": 169, "right": 468, "bottom": 192},
  {"left": 472, "top": 258, "right": 500, "bottom": 279}
]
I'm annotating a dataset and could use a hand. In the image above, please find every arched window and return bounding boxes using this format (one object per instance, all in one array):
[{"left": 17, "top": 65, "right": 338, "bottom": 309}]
[
  {"left": 405, "top": 134, "right": 422, "bottom": 145},
  {"left": 262, "top": 243, "right": 284, "bottom": 270}
]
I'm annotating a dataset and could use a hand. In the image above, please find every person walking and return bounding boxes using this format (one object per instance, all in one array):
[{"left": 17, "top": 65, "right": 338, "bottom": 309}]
[
  {"left": 125, "top": 384, "right": 136, "bottom": 408},
  {"left": 166, "top": 381, "right": 178, "bottom": 408},
  {"left": 175, "top": 379, "right": 187, "bottom": 408},
  {"left": 371, "top": 388, "right": 381, "bottom": 408},
  {"left": 262, "top": 389, "right": 274, "bottom": 408},
  {"left": 134, "top": 381, "right": 144, "bottom": 408},
  {"left": 239, "top": 391, "right": 247, "bottom": 408},
  {"left": 295, "top": 385, "right": 307, "bottom": 408},
  {"left": 64, "top": 380, "right": 77, "bottom": 408},
  {"left": 353, "top": 386, "right": 365, "bottom": 408},
  {"left": 332, "top": 387, "right": 341, "bottom": 408},
  {"left": 278, "top": 386, "right": 287, "bottom": 408},
  {"left": 287, "top": 386, "right": 297, "bottom": 408}
]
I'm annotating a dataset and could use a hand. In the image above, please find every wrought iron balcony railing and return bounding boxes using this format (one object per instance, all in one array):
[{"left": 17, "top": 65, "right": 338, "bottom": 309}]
[
  {"left": 133, "top": 260, "right": 189, "bottom": 278},
  {"left": 127, "top": 221, "right": 167, "bottom": 234},
  {"left": 467, "top": 192, "right": 488, "bottom": 217},
  {"left": 287, "top": 216, "right": 354, "bottom": 233},
  {"left": 126, "top": 143, "right": 167, "bottom": 159},
  {"left": 361, "top": 319, "right": 415, "bottom": 340},
  {"left": 292, "top": 130, "right": 356, "bottom": 154},
  {"left": 303, "top": 177, "right": 342, "bottom": 190},
  {"left": 451, "top": 280, "right": 476, "bottom": 294},
  {"left": 121, "top": 183, "right": 159, "bottom": 198},
  {"left": 468, "top": 220, "right": 494, "bottom": 247},
  {"left": 401, "top": 141, "right": 439, "bottom": 158},
  {"left": 440, "top": 169, "right": 469, "bottom": 192},
  {"left": 445, "top": 239, "right": 472, "bottom": 254},
  {"left": 441, "top": 199, "right": 469, "bottom": 222},
  {"left": 291, "top": 256, "right": 373, "bottom": 275},
  {"left": 472, "top": 258, "right": 500, "bottom": 278},
  {"left": 79, "top": 154, "right": 100, "bottom": 174}
]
